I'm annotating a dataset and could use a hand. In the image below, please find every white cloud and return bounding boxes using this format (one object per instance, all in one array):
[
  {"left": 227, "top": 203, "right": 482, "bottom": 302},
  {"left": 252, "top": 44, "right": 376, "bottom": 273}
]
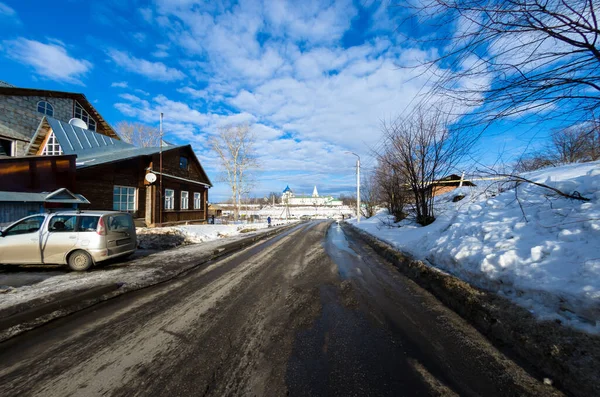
[
  {"left": 107, "top": 49, "right": 185, "bottom": 82},
  {"left": 0, "top": 2, "right": 16, "bottom": 17},
  {"left": 1, "top": 38, "right": 92, "bottom": 85},
  {"left": 111, "top": 81, "right": 128, "bottom": 88}
]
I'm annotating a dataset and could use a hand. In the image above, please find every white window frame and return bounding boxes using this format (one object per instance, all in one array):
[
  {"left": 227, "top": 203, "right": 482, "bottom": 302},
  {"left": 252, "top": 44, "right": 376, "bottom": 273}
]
[
  {"left": 74, "top": 100, "right": 97, "bottom": 131},
  {"left": 165, "top": 189, "right": 175, "bottom": 210},
  {"left": 41, "top": 131, "right": 63, "bottom": 155},
  {"left": 181, "top": 191, "right": 189, "bottom": 210},
  {"left": 193, "top": 192, "right": 202, "bottom": 209},
  {"left": 113, "top": 185, "right": 137, "bottom": 212}
]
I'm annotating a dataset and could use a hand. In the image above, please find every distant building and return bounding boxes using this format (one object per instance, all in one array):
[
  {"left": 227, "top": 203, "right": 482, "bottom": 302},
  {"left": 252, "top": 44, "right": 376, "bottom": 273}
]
[
  {"left": 281, "top": 185, "right": 343, "bottom": 206},
  {"left": 430, "top": 174, "right": 476, "bottom": 197}
]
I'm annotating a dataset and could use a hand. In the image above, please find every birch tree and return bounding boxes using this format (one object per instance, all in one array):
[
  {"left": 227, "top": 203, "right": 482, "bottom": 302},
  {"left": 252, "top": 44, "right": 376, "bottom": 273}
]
[
  {"left": 115, "top": 121, "right": 161, "bottom": 147},
  {"left": 209, "top": 124, "right": 260, "bottom": 221}
]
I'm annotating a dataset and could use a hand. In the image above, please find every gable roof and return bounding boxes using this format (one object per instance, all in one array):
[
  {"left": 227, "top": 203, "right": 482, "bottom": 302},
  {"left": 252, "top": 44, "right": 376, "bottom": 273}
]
[
  {"left": 26, "top": 117, "right": 213, "bottom": 187},
  {"left": 27, "top": 116, "right": 132, "bottom": 157},
  {"left": 0, "top": 86, "right": 119, "bottom": 139},
  {"left": 0, "top": 188, "right": 89, "bottom": 204}
]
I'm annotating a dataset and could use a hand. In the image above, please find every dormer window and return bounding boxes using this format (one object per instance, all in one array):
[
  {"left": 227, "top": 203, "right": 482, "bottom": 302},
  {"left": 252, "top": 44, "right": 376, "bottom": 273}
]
[
  {"left": 41, "top": 132, "right": 63, "bottom": 156},
  {"left": 37, "top": 101, "right": 54, "bottom": 116},
  {"left": 74, "top": 101, "right": 97, "bottom": 132}
]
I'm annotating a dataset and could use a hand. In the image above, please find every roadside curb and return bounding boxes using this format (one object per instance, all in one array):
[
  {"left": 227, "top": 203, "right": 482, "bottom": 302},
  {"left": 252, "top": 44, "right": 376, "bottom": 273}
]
[
  {"left": 0, "top": 222, "right": 300, "bottom": 343},
  {"left": 343, "top": 223, "right": 600, "bottom": 397}
]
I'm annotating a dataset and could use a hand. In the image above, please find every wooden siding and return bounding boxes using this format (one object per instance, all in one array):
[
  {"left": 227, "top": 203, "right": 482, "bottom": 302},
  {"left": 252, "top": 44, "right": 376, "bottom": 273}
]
[
  {"left": 0, "top": 202, "right": 42, "bottom": 226},
  {"left": 0, "top": 155, "right": 76, "bottom": 192},
  {"left": 76, "top": 147, "right": 210, "bottom": 226}
]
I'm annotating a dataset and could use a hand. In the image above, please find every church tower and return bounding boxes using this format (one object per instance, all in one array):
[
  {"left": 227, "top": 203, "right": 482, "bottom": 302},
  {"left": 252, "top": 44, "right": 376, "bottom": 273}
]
[{"left": 312, "top": 186, "right": 319, "bottom": 197}]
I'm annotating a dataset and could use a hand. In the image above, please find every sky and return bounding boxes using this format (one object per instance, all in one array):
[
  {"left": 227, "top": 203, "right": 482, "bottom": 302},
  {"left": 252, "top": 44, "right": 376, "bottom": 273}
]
[{"left": 0, "top": 0, "right": 552, "bottom": 201}]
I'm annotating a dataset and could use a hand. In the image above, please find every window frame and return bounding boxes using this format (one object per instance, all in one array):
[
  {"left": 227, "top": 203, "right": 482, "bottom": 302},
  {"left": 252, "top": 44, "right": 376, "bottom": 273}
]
[
  {"left": 179, "top": 156, "right": 189, "bottom": 170},
  {"left": 193, "top": 192, "right": 202, "bottom": 209},
  {"left": 164, "top": 189, "right": 175, "bottom": 210},
  {"left": 37, "top": 101, "right": 54, "bottom": 117},
  {"left": 112, "top": 185, "right": 137, "bottom": 212},
  {"left": 74, "top": 100, "right": 97, "bottom": 131},
  {"left": 41, "top": 131, "right": 63, "bottom": 156},
  {"left": 181, "top": 191, "right": 189, "bottom": 210}
]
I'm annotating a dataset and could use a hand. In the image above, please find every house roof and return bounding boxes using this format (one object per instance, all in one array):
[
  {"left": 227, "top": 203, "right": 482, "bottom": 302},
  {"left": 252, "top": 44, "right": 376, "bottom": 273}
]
[
  {"left": 28, "top": 116, "right": 132, "bottom": 157},
  {"left": 26, "top": 116, "right": 213, "bottom": 187},
  {"left": 0, "top": 86, "right": 119, "bottom": 139},
  {"left": 283, "top": 185, "right": 292, "bottom": 193},
  {"left": 0, "top": 188, "right": 89, "bottom": 204}
]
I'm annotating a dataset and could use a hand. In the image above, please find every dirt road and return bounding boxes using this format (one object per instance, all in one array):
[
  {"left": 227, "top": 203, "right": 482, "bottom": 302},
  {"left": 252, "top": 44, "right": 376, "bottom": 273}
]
[{"left": 0, "top": 221, "right": 561, "bottom": 396}]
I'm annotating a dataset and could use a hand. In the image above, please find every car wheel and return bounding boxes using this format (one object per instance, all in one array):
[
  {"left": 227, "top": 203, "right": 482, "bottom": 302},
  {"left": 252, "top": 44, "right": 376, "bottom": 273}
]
[{"left": 68, "top": 250, "right": 93, "bottom": 271}]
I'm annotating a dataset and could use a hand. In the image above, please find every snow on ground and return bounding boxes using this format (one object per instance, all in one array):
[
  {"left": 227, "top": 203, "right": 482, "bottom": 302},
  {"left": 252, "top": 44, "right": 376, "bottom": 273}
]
[
  {"left": 137, "top": 220, "right": 297, "bottom": 249},
  {"left": 350, "top": 161, "right": 600, "bottom": 333},
  {"left": 0, "top": 224, "right": 296, "bottom": 312}
]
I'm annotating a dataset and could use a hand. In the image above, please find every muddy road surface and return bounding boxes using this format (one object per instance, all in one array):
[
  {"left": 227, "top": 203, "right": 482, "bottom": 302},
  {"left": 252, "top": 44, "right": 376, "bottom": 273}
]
[{"left": 0, "top": 221, "right": 561, "bottom": 396}]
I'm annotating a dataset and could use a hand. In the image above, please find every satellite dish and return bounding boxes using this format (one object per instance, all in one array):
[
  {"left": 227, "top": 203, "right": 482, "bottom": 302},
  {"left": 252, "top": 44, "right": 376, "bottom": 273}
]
[
  {"left": 145, "top": 173, "right": 157, "bottom": 184},
  {"left": 69, "top": 118, "right": 88, "bottom": 129}
]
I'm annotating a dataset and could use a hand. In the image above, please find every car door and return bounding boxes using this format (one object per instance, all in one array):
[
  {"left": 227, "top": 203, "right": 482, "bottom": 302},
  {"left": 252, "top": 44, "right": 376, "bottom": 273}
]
[
  {"left": 41, "top": 214, "right": 79, "bottom": 264},
  {"left": 105, "top": 213, "right": 136, "bottom": 255},
  {"left": 0, "top": 215, "right": 45, "bottom": 264}
]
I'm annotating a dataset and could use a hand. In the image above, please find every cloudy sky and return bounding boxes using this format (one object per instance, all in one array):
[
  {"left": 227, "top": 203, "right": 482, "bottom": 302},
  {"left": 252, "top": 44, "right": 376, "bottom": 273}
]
[{"left": 0, "top": 0, "right": 545, "bottom": 201}]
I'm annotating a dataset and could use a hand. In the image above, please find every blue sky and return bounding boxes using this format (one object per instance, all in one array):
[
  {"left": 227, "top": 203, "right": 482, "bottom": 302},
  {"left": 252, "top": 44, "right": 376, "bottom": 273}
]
[{"left": 0, "top": 0, "right": 551, "bottom": 201}]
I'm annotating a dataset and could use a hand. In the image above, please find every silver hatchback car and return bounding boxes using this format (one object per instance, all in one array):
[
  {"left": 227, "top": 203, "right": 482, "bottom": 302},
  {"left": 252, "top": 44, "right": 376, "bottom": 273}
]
[{"left": 0, "top": 211, "right": 137, "bottom": 271}]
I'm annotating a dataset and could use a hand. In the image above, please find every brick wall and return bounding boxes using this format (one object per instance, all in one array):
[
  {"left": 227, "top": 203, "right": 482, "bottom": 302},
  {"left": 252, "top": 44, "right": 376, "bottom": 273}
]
[{"left": 0, "top": 95, "right": 74, "bottom": 155}]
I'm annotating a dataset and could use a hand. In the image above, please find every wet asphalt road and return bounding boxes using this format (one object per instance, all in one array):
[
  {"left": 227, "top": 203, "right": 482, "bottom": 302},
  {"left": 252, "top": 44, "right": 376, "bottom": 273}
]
[{"left": 0, "top": 220, "right": 561, "bottom": 396}]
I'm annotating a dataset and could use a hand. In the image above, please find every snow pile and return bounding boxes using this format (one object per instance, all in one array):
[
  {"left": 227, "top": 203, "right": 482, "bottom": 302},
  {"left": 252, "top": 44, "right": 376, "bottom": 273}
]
[
  {"left": 351, "top": 161, "right": 600, "bottom": 332},
  {"left": 136, "top": 221, "right": 298, "bottom": 250}
]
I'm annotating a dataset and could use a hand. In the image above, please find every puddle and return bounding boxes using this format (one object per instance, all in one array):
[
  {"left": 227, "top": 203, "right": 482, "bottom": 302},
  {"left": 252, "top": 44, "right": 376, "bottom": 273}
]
[{"left": 324, "top": 223, "right": 359, "bottom": 279}]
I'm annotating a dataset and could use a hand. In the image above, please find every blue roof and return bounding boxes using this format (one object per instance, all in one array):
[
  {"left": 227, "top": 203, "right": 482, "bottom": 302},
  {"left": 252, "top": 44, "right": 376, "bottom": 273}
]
[
  {"left": 46, "top": 116, "right": 133, "bottom": 157},
  {"left": 283, "top": 185, "right": 291, "bottom": 193}
]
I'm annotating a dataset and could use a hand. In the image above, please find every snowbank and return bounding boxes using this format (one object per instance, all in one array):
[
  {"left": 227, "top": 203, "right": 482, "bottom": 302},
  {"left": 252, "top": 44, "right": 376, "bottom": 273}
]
[
  {"left": 137, "top": 221, "right": 297, "bottom": 249},
  {"left": 350, "top": 161, "right": 600, "bottom": 333}
]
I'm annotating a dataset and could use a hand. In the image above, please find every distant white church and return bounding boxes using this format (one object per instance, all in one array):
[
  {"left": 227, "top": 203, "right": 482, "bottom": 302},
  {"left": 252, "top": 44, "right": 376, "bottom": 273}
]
[{"left": 282, "top": 185, "right": 343, "bottom": 206}]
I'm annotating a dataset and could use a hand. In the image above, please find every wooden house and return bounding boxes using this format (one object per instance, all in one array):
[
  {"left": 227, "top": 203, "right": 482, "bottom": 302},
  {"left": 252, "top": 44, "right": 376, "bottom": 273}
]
[{"left": 25, "top": 116, "right": 212, "bottom": 226}]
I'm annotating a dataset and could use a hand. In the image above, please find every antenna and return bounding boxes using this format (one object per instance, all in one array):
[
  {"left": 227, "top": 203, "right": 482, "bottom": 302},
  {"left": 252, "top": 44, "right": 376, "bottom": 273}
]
[{"left": 69, "top": 118, "right": 88, "bottom": 129}]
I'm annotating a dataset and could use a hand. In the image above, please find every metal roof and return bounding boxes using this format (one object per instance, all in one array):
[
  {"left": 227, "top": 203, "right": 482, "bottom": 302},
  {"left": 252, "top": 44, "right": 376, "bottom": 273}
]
[
  {"left": 76, "top": 144, "right": 186, "bottom": 168},
  {"left": 46, "top": 116, "right": 133, "bottom": 156},
  {"left": 0, "top": 188, "right": 90, "bottom": 204}
]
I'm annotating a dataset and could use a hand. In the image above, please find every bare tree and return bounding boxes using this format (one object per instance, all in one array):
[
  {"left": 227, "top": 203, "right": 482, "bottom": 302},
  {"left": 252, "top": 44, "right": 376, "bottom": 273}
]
[
  {"left": 115, "top": 121, "right": 161, "bottom": 147},
  {"left": 408, "top": 0, "right": 600, "bottom": 124},
  {"left": 209, "top": 124, "right": 260, "bottom": 221},
  {"left": 360, "top": 171, "right": 380, "bottom": 218},
  {"left": 381, "top": 106, "right": 474, "bottom": 225},
  {"left": 375, "top": 153, "right": 409, "bottom": 222},
  {"left": 514, "top": 151, "right": 555, "bottom": 172}
]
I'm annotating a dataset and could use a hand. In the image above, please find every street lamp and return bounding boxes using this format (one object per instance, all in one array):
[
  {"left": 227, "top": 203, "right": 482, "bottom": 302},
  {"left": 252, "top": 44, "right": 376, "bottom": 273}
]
[{"left": 345, "top": 151, "right": 360, "bottom": 223}]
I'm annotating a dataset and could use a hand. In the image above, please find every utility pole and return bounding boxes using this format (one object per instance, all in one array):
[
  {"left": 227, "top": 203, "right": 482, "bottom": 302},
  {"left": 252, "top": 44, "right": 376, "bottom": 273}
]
[
  {"left": 345, "top": 151, "right": 360, "bottom": 223},
  {"left": 159, "top": 112, "right": 163, "bottom": 226}
]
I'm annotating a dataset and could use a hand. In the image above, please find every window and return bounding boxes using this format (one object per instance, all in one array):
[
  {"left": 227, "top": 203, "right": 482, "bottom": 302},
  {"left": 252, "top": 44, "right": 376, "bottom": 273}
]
[
  {"left": 0, "top": 138, "right": 13, "bottom": 156},
  {"left": 37, "top": 101, "right": 54, "bottom": 116},
  {"left": 3, "top": 216, "right": 45, "bottom": 236},
  {"left": 165, "top": 189, "right": 175, "bottom": 210},
  {"left": 74, "top": 101, "right": 97, "bottom": 131},
  {"left": 113, "top": 186, "right": 137, "bottom": 211},
  {"left": 107, "top": 214, "right": 133, "bottom": 232},
  {"left": 49, "top": 215, "right": 76, "bottom": 232},
  {"left": 41, "top": 132, "right": 63, "bottom": 155},
  {"left": 181, "top": 191, "right": 189, "bottom": 210},
  {"left": 179, "top": 156, "right": 188, "bottom": 170},
  {"left": 193, "top": 192, "right": 202, "bottom": 209},
  {"left": 78, "top": 216, "right": 99, "bottom": 232}
]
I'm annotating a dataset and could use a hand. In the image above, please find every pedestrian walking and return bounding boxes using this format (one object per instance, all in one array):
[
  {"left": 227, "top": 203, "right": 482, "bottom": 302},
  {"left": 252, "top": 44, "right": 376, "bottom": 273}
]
[{"left": 267, "top": 216, "right": 271, "bottom": 227}]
